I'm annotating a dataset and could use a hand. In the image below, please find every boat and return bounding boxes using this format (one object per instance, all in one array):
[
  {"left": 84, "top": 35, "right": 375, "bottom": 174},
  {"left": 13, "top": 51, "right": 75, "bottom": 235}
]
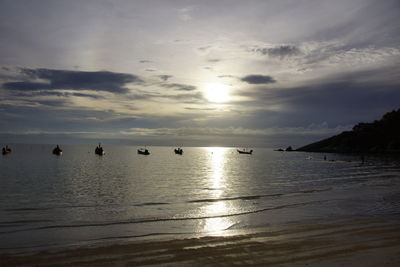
[
  {"left": 138, "top": 148, "right": 150, "bottom": 155},
  {"left": 2, "top": 146, "right": 11, "bottom": 155},
  {"left": 95, "top": 143, "right": 105, "bottom": 155},
  {"left": 174, "top": 148, "right": 183, "bottom": 155},
  {"left": 237, "top": 148, "right": 253, "bottom": 154},
  {"left": 52, "top": 145, "right": 63, "bottom": 155}
]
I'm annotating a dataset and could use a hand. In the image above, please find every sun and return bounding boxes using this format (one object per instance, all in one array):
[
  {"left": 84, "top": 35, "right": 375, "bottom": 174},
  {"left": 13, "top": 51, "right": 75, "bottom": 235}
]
[{"left": 204, "top": 83, "right": 230, "bottom": 103}]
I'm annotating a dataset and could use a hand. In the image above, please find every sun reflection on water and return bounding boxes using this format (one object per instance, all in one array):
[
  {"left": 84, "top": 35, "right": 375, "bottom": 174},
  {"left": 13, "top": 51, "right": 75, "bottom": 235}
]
[
  {"left": 202, "top": 147, "right": 235, "bottom": 234},
  {"left": 205, "top": 147, "right": 227, "bottom": 193}
]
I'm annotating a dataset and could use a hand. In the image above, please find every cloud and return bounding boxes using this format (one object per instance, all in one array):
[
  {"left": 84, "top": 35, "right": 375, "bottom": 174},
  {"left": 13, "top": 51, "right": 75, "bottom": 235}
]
[
  {"left": 161, "top": 92, "right": 204, "bottom": 102},
  {"left": 178, "top": 7, "right": 193, "bottom": 21},
  {"left": 267, "top": 41, "right": 400, "bottom": 72},
  {"left": 236, "top": 65, "right": 400, "bottom": 127},
  {"left": 255, "top": 45, "right": 301, "bottom": 59},
  {"left": 3, "top": 68, "right": 142, "bottom": 94},
  {"left": 126, "top": 89, "right": 204, "bottom": 103},
  {"left": 249, "top": 40, "right": 400, "bottom": 75},
  {"left": 120, "top": 124, "right": 351, "bottom": 138},
  {"left": 241, "top": 75, "right": 276, "bottom": 84},
  {"left": 158, "top": 75, "right": 173, "bottom": 81},
  {"left": 35, "top": 99, "right": 68, "bottom": 107},
  {"left": 160, "top": 82, "right": 197, "bottom": 91},
  {"left": 218, "top": 75, "right": 236, "bottom": 79},
  {"left": 3, "top": 82, "right": 52, "bottom": 91},
  {"left": 301, "top": 44, "right": 400, "bottom": 69},
  {"left": 197, "top": 46, "right": 212, "bottom": 53},
  {"left": 184, "top": 107, "right": 217, "bottom": 111},
  {"left": 0, "top": 102, "right": 139, "bottom": 132},
  {"left": 71, "top": 92, "right": 104, "bottom": 99},
  {"left": 0, "top": 124, "right": 350, "bottom": 148},
  {"left": 10, "top": 90, "right": 103, "bottom": 99}
]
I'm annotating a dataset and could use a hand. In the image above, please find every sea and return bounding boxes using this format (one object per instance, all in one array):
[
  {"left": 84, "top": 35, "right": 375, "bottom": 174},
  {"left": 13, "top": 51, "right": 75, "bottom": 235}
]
[{"left": 1, "top": 144, "right": 400, "bottom": 253}]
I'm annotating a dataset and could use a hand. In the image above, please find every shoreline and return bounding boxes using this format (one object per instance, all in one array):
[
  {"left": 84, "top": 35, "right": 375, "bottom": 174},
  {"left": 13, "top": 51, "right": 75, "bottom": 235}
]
[{"left": 2, "top": 217, "right": 400, "bottom": 266}]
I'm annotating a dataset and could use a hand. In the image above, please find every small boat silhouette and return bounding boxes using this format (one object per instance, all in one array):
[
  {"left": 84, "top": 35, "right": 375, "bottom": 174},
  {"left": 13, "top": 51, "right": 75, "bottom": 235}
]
[
  {"left": 52, "top": 145, "right": 63, "bottom": 155},
  {"left": 138, "top": 148, "right": 150, "bottom": 155},
  {"left": 174, "top": 148, "right": 183, "bottom": 155},
  {"left": 237, "top": 148, "right": 253, "bottom": 154},
  {"left": 95, "top": 143, "right": 105, "bottom": 155},
  {"left": 2, "top": 146, "right": 12, "bottom": 155}
]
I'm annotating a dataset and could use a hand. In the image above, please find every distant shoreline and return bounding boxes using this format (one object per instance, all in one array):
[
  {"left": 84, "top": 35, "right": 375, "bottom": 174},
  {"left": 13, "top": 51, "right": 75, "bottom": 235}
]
[{"left": 296, "top": 109, "right": 400, "bottom": 154}]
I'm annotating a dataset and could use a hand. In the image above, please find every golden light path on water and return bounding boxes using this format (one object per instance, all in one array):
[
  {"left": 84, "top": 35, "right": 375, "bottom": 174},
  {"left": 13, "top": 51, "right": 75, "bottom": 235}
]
[{"left": 202, "top": 147, "right": 235, "bottom": 234}]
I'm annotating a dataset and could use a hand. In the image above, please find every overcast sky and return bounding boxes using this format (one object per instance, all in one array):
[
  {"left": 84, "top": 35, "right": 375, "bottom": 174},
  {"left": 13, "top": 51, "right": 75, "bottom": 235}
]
[{"left": 1, "top": 0, "right": 399, "bottom": 147}]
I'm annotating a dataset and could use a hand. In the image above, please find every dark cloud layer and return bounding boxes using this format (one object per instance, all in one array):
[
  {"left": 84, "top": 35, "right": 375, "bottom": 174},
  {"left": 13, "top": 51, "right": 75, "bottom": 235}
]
[
  {"left": 3, "top": 81, "right": 52, "bottom": 91},
  {"left": 241, "top": 75, "right": 276, "bottom": 84},
  {"left": 0, "top": 103, "right": 139, "bottom": 135},
  {"left": 11, "top": 90, "right": 103, "bottom": 99},
  {"left": 3, "top": 68, "right": 142, "bottom": 94},
  {"left": 35, "top": 99, "right": 68, "bottom": 107},
  {"left": 238, "top": 66, "right": 400, "bottom": 127}
]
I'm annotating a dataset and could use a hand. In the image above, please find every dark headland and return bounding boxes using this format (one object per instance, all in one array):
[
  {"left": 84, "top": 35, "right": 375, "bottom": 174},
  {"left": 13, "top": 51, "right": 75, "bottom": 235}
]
[{"left": 297, "top": 109, "right": 400, "bottom": 153}]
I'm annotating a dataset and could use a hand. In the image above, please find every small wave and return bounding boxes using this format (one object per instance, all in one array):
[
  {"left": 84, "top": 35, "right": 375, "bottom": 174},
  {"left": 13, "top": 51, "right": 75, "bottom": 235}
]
[
  {"left": 202, "top": 187, "right": 224, "bottom": 191},
  {"left": 187, "top": 188, "right": 331, "bottom": 204},
  {"left": 189, "top": 196, "right": 255, "bottom": 203},
  {"left": 295, "top": 188, "right": 332, "bottom": 194},
  {"left": 0, "top": 219, "right": 53, "bottom": 226},
  {"left": 187, "top": 193, "right": 283, "bottom": 204},
  {"left": 5, "top": 207, "right": 50, "bottom": 212},
  {"left": 0, "top": 200, "right": 328, "bottom": 235},
  {"left": 2, "top": 188, "right": 333, "bottom": 214},
  {"left": 0, "top": 242, "right": 62, "bottom": 251},
  {"left": 224, "top": 222, "right": 240, "bottom": 230},
  {"left": 3, "top": 202, "right": 168, "bottom": 212},
  {"left": 133, "top": 202, "right": 170, "bottom": 207},
  {"left": 82, "top": 232, "right": 190, "bottom": 242}
]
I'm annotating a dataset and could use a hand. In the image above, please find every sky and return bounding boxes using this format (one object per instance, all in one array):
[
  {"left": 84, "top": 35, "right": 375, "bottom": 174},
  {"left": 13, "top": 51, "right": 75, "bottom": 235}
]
[{"left": 1, "top": 0, "right": 399, "bottom": 147}]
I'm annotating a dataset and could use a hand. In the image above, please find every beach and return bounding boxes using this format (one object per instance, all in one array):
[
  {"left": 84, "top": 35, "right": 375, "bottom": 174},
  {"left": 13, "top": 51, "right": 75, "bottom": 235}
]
[{"left": 2, "top": 217, "right": 400, "bottom": 266}]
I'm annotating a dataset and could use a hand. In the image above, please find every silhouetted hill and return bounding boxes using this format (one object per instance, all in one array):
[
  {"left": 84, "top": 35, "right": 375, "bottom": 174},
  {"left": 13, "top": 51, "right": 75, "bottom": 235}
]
[{"left": 297, "top": 109, "right": 400, "bottom": 153}]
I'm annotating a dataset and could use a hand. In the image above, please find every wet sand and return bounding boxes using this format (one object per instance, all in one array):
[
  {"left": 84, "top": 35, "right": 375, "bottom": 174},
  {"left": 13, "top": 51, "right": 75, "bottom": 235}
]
[{"left": 1, "top": 218, "right": 400, "bottom": 266}]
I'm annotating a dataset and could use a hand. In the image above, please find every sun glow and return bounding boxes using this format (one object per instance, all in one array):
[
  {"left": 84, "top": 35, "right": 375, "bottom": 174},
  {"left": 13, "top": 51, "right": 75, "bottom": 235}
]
[{"left": 204, "top": 83, "right": 230, "bottom": 103}]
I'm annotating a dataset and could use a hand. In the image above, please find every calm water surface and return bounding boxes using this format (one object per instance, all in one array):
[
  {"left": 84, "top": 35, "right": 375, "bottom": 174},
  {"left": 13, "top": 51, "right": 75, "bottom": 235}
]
[{"left": 1, "top": 144, "right": 399, "bottom": 252}]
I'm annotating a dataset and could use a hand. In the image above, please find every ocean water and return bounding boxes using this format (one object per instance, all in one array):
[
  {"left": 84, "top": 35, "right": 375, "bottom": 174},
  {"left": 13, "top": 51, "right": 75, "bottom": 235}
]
[{"left": 1, "top": 144, "right": 400, "bottom": 252}]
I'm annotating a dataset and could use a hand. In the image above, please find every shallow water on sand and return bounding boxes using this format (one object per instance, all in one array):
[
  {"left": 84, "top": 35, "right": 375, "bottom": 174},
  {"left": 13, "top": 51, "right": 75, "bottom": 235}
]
[{"left": 1, "top": 144, "right": 399, "bottom": 252}]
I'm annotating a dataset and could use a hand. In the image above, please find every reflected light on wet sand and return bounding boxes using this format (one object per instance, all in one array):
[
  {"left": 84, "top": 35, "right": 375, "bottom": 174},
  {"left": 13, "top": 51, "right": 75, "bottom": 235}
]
[{"left": 202, "top": 147, "right": 234, "bottom": 234}]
